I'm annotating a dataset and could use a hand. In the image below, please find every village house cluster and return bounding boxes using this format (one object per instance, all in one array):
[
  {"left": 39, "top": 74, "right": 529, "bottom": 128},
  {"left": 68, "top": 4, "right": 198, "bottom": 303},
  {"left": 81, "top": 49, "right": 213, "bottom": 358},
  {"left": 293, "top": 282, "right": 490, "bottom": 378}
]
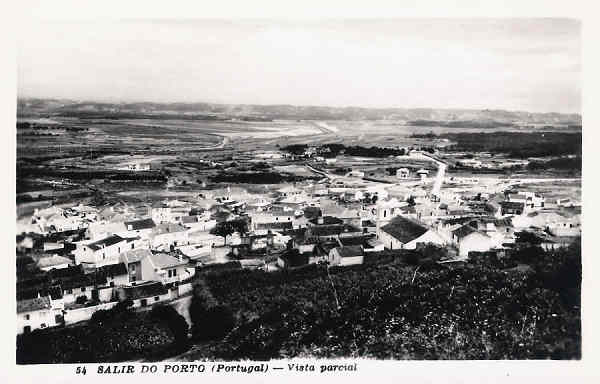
[{"left": 16, "top": 149, "right": 581, "bottom": 336}]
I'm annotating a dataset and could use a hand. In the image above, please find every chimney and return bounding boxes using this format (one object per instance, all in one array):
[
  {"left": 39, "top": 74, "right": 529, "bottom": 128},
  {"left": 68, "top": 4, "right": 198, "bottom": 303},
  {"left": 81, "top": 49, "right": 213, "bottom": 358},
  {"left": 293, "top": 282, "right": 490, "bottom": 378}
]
[{"left": 318, "top": 216, "right": 324, "bottom": 225}]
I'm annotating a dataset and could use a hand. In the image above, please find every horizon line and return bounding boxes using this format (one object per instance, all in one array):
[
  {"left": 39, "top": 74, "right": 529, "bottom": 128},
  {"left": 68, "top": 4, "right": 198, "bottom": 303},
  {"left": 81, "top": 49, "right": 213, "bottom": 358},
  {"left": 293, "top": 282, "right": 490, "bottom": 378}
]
[{"left": 16, "top": 96, "right": 582, "bottom": 117}]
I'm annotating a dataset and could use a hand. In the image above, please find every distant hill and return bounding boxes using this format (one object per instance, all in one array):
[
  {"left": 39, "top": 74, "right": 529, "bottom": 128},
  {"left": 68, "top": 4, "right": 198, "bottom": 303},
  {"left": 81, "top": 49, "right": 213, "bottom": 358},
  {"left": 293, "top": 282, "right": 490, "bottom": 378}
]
[{"left": 17, "top": 98, "right": 582, "bottom": 126}]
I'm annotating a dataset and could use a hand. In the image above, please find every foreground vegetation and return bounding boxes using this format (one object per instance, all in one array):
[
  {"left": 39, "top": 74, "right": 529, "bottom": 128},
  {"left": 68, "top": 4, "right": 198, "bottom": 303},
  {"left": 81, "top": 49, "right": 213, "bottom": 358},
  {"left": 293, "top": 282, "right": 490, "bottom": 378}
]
[
  {"left": 17, "top": 240, "right": 580, "bottom": 362},
  {"left": 16, "top": 302, "right": 188, "bottom": 364},
  {"left": 188, "top": 242, "right": 580, "bottom": 360}
]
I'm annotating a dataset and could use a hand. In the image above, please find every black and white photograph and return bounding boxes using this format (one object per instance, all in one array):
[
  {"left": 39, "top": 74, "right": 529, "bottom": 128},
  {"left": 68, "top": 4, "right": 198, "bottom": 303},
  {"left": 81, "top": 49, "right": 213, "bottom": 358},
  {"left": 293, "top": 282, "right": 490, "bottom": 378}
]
[{"left": 11, "top": 6, "right": 589, "bottom": 372}]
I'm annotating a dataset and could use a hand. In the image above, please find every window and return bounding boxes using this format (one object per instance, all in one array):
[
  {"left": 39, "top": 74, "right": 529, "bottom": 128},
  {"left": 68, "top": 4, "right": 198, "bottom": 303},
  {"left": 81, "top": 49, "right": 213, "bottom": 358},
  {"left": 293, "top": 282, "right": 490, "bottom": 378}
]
[
  {"left": 140, "top": 299, "right": 147, "bottom": 307},
  {"left": 67, "top": 289, "right": 73, "bottom": 294},
  {"left": 110, "top": 282, "right": 115, "bottom": 287},
  {"left": 40, "top": 323, "right": 46, "bottom": 328},
  {"left": 173, "top": 269, "right": 177, "bottom": 276},
  {"left": 168, "top": 270, "right": 172, "bottom": 278},
  {"left": 130, "top": 264, "right": 136, "bottom": 272},
  {"left": 154, "top": 296, "right": 159, "bottom": 302},
  {"left": 81, "top": 286, "right": 86, "bottom": 292},
  {"left": 103, "top": 252, "right": 105, "bottom": 259},
  {"left": 118, "top": 247, "right": 120, "bottom": 253},
  {"left": 25, "top": 314, "right": 30, "bottom": 320},
  {"left": 131, "top": 243, "right": 134, "bottom": 250},
  {"left": 23, "top": 326, "right": 31, "bottom": 334}
]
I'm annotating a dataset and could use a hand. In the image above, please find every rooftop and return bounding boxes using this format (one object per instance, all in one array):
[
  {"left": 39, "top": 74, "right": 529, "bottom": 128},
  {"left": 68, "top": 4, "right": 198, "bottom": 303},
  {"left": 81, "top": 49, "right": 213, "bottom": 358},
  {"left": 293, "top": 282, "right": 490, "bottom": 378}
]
[
  {"left": 17, "top": 296, "right": 52, "bottom": 314},
  {"left": 87, "top": 234, "right": 125, "bottom": 251},
  {"left": 335, "top": 245, "right": 364, "bottom": 258},
  {"left": 309, "top": 216, "right": 344, "bottom": 226},
  {"left": 149, "top": 252, "right": 188, "bottom": 269},
  {"left": 122, "top": 248, "right": 153, "bottom": 264},
  {"left": 152, "top": 223, "right": 187, "bottom": 235},
  {"left": 36, "top": 255, "right": 72, "bottom": 268},
  {"left": 120, "top": 281, "right": 167, "bottom": 300},
  {"left": 97, "top": 262, "right": 128, "bottom": 277},
  {"left": 380, "top": 216, "right": 428, "bottom": 244},
  {"left": 124, "top": 218, "right": 156, "bottom": 231}
]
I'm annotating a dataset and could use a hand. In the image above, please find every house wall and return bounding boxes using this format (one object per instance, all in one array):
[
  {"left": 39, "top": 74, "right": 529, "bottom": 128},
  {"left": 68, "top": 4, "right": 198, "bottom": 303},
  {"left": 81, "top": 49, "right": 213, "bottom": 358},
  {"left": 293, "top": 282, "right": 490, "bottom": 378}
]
[
  {"left": 158, "top": 264, "right": 189, "bottom": 285},
  {"left": 74, "top": 240, "right": 126, "bottom": 267},
  {"left": 120, "top": 228, "right": 154, "bottom": 241},
  {"left": 131, "top": 292, "right": 171, "bottom": 308},
  {"left": 63, "top": 302, "right": 118, "bottom": 325},
  {"left": 378, "top": 230, "right": 405, "bottom": 250},
  {"left": 405, "top": 230, "right": 446, "bottom": 250},
  {"left": 458, "top": 233, "right": 494, "bottom": 258},
  {"left": 183, "top": 219, "right": 217, "bottom": 232},
  {"left": 151, "top": 231, "right": 189, "bottom": 250},
  {"left": 140, "top": 257, "right": 158, "bottom": 282},
  {"left": 17, "top": 308, "right": 61, "bottom": 334},
  {"left": 106, "top": 273, "right": 129, "bottom": 287},
  {"left": 127, "top": 260, "right": 143, "bottom": 283},
  {"left": 339, "top": 256, "right": 364, "bottom": 266}
]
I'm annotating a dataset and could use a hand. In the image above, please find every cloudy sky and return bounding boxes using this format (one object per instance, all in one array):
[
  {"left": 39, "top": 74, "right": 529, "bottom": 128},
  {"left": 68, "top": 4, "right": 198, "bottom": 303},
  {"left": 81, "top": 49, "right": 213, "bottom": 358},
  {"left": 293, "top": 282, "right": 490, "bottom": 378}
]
[{"left": 17, "top": 19, "right": 581, "bottom": 113}]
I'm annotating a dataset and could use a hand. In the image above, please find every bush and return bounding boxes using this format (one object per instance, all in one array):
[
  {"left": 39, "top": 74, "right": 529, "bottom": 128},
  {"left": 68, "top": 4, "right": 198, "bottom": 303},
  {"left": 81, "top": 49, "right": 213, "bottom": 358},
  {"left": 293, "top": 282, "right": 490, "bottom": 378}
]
[{"left": 150, "top": 305, "right": 189, "bottom": 349}]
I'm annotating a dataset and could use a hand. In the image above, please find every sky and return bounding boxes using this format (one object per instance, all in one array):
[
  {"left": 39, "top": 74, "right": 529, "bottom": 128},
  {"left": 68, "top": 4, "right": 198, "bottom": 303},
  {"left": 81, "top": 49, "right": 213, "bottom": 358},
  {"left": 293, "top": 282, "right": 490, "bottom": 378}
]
[{"left": 17, "top": 19, "right": 581, "bottom": 113}]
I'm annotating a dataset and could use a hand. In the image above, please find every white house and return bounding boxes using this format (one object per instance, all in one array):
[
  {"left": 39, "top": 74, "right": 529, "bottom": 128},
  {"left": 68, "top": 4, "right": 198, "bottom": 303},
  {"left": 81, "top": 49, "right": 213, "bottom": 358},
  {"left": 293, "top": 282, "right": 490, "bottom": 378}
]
[
  {"left": 86, "top": 221, "right": 127, "bottom": 241},
  {"left": 452, "top": 224, "right": 495, "bottom": 258},
  {"left": 141, "top": 252, "right": 195, "bottom": 286},
  {"left": 397, "top": 168, "right": 410, "bottom": 179},
  {"left": 17, "top": 296, "right": 63, "bottom": 335},
  {"left": 150, "top": 223, "right": 189, "bottom": 251},
  {"left": 329, "top": 245, "right": 364, "bottom": 266},
  {"left": 73, "top": 234, "right": 129, "bottom": 268},
  {"left": 122, "top": 218, "right": 156, "bottom": 240},
  {"left": 180, "top": 215, "right": 217, "bottom": 231}
]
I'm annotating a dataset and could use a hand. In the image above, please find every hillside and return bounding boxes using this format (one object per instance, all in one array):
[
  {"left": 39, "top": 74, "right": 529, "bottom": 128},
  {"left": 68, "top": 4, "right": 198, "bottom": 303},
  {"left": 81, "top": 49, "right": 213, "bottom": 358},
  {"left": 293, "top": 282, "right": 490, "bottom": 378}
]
[{"left": 17, "top": 98, "right": 581, "bottom": 125}]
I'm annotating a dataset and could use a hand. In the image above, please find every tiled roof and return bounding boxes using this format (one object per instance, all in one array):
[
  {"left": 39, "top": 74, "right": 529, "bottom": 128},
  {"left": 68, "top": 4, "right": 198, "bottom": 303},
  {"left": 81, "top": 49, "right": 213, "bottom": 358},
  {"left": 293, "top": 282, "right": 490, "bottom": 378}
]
[
  {"left": 338, "top": 235, "right": 374, "bottom": 247},
  {"left": 452, "top": 224, "right": 478, "bottom": 239},
  {"left": 17, "top": 296, "right": 52, "bottom": 313},
  {"left": 120, "top": 282, "right": 167, "bottom": 300},
  {"left": 87, "top": 234, "right": 125, "bottom": 251},
  {"left": 256, "top": 221, "right": 293, "bottom": 230},
  {"left": 124, "top": 218, "right": 156, "bottom": 231},
  {"left": 149, "top": 252, "right": 187, "bottom": 269},
  {"left": 98, "top": 262, "right": 128, "bottom": 277},
  {"left": 310, "top": 224, "right": 361, "bottom": 237},
  {"left": 381, "top": 216, "right": 428, "bottom": 244},
  {"left": 335, "top": 245, "right": 364, "bottom": 258},
  {"left": 122, "top": 248, "right": 152, "bottom": 264},
  {"left": 182, "top": 215, "right": 201, "bottom": 224}
]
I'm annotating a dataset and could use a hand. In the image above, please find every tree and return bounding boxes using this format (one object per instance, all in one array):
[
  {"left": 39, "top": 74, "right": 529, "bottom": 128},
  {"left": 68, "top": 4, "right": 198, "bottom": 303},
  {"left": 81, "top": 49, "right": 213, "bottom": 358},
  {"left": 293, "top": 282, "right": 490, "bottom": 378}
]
[
  {"left": 406, "top": 196, "right": 416, "bottom": 206},
  {"left": 210, "top": 219, "right": 249, "bottom": 245},
  {"left": 210, "top": 222, "right": 236, "bottom": 245}
]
